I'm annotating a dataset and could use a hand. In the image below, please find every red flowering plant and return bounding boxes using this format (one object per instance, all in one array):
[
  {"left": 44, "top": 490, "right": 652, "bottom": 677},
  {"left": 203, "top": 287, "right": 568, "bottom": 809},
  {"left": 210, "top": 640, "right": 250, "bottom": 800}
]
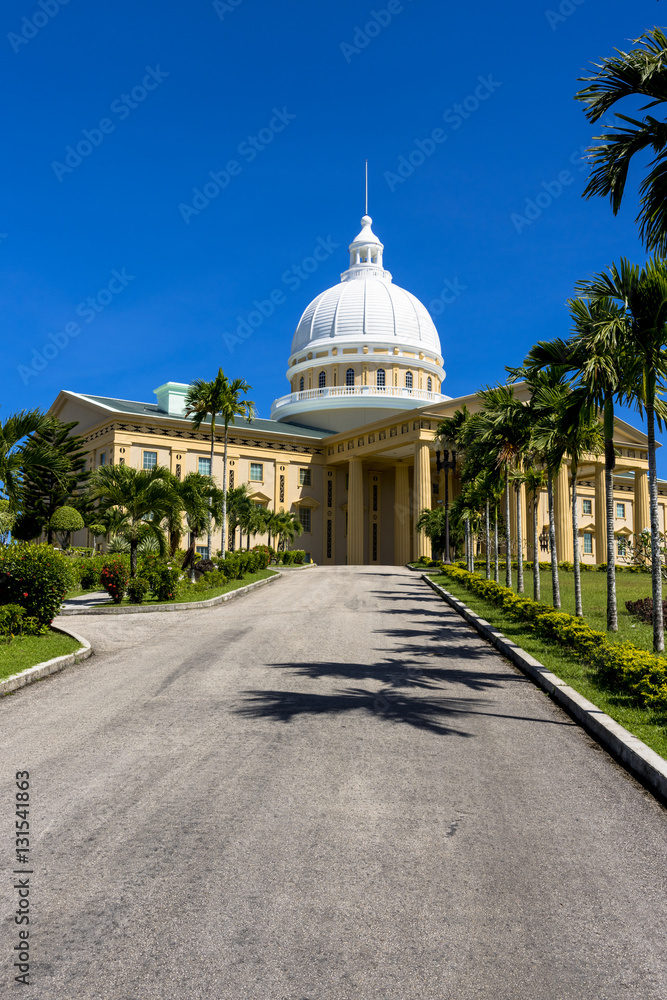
[
  {"left": 99, "top": 559, "right": 130, "bottom": 604},
  {"left": 0, "top": 543, "right": 77, "bottom": 625}
]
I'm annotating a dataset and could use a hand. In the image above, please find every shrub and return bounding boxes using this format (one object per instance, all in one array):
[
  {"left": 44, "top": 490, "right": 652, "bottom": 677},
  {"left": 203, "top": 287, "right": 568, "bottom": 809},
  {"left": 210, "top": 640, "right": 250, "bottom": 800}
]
[
  {"left": 100, "top": 559, "right": 130, "bottom": 604},
  {"left": 78, "top": 556, "right": 107, "bottom": 590},
  {"left": 150, "top": 565, "right": 181, "bottom": 602},
  {"left": 439, "top": 565, "right": 667, "bottom": 712},
  {"left": 291, "top": 549, "right": 306, "bottom": 565},
  {"left": 625, "top": 597, "right": 667, "bottom": 625},
  {"left": 126, "top": 577, "right": 150, "bottom": 604},
  {"left": 0, "top": 543, "right": 77, "bottom": 624},
  {"left": 50, "top": 505, "right": 84, "bottom": 535},
  {"left": 0, "top": 604, "right": 46, "bottom": 639}
]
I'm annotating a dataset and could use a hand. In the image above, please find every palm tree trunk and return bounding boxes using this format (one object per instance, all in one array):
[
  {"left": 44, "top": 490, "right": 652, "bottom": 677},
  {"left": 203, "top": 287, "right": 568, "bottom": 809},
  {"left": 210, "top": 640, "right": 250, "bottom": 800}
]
[
  {"left": 505, "top": 472, "right": 512, "bottom": 589},
  {"left": 494, "top": 505, "right": 499, "bottom": 583},
  {"left": 646, "top": 399, "right": 664, "bottom": 652},
  {"left": 547, "top": 473, "right": 560, "bottom": 609},
  {"left": 464, "top": 519, "right": 469, "bottom": 570},
  {"left": 571, "top": 467, "right": 582, "bottom": 617},
  {"left": 485, "top": 500, "right": 490, "bottom": 580},
  {"left": 516, "top": 484, "right": 524, "bottom": 594},
  {"left": 604, "top": 445, "right": 618, "bottom": 632},
  {"left": 221, "top": 425, "right": 228, "bottom": 558},
  {"left": 130, "top": 538, "right": 138, "bottom": 579},
  {"left": 207, "top": 419, "right": 214, "bottom": 558},
  {"left": 532, "top": 490, "right": 540, "bottom": 602}
]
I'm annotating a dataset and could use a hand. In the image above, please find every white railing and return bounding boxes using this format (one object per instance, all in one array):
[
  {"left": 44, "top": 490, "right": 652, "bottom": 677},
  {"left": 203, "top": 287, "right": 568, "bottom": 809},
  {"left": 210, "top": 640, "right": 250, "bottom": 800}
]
[{"left": 272, "top": 385, "right": 444, "bottom": 409}]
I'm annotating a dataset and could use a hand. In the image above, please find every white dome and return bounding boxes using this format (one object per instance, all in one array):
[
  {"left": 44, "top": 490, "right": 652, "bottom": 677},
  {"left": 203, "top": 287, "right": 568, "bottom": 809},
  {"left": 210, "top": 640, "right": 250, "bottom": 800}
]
[{"left": 291, "top": 274, "right": 442, "bottom": 356}]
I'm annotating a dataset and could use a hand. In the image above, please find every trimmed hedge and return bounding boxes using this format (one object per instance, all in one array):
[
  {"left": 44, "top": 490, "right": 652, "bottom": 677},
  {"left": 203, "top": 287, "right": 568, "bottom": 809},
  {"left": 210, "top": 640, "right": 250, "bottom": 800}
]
[
  {"left": 0, "top": 544, "right": 77, "bottom": 624},
  {"left": 438, "top": 565, "right": 667, "bottom": 712}
]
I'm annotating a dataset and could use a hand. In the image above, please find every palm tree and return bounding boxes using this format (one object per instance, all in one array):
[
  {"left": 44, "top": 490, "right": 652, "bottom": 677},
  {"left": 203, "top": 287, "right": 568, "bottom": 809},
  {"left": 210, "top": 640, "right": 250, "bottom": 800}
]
[
  {"left": 88, "top": 464, "right": 179, "bottom": 577},
  {"left": 416, "top": 508, "right": 448, "bottom": 561},
  {"left": 576, "top": 28, "right": 667, "bottom": 255},
  {"left": 477, "top": 386, "right": 531, "bottom": 590},
  {"left": 272, "top": 511, "right": 304, "bottom": 552},
  {"left": 0, "top": 410, "right": 65, "bottom": 508},
  {"left": 226, "top": 484, "right": 252, "bottom": 551},
  {"left": 523, "top": 467, "right": 546, "bottom": 601},
  {"left": 576, "top": 258, "right": 667, "bottom": 649},
  {"left": 185, "top": 370, "right": 254, "bottom": 559},
  {"left": 166, "top": 472, "right": 224, "bottom": 557}
]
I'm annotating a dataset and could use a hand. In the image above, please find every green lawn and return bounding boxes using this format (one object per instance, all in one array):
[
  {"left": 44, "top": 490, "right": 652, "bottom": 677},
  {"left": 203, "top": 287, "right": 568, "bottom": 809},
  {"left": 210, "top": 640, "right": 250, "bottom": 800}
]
[
  {"left": 111, "top": 567, "right": 278, "bottom": 606},
  {"left": 431, "top": 569, "right": 667, "bottom": 760},
  {"left": 0, "top": 630, "right": 82, "bottom": 682},
  {"left": 483, "top": 565, "right": 659, "bottom": 654}
]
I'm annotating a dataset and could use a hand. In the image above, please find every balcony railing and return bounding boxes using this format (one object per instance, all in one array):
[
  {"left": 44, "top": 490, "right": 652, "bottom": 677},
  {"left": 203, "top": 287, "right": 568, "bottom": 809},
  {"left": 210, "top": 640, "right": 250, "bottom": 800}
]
[{"left": 272, "top": 385, "right": 444, "bottom": 409}]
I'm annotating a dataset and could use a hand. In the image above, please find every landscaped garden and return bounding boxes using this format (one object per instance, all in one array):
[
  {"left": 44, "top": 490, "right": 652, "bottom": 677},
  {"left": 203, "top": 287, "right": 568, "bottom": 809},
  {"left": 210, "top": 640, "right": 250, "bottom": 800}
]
[{"left": 424, "top": 560, "right": 667, "bottom": 759}]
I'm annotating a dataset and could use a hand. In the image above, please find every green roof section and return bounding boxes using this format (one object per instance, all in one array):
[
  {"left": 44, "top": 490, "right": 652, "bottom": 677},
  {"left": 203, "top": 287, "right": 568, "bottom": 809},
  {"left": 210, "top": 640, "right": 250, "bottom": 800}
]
[{"left": 73, "top": 393, "right": 332, "bottom": 439}]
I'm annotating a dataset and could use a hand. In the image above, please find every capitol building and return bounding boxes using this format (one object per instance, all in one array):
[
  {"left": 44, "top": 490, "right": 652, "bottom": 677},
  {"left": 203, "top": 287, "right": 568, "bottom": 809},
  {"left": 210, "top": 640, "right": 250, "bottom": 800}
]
[{"left": 51, "top": 212, "right": 661, "bottom": 565}]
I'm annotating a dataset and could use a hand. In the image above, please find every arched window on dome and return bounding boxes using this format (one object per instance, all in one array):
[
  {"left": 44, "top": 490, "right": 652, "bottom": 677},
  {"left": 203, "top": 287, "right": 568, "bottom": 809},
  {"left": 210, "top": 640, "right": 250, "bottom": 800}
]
[
  {"left": 346, "top": 368, "right": 355, "bottom": 388},
  {"left": 318, "top": 371, "right": 326, "bottom": 389},
  {"left": 405, "top": 371, "right": 413, "bottom": 390},
  {"left": 376, "top": 368, "right": 385, "bottom": 388},
  {"left": 427, "top": 376, "right": 433, "bottom": 392},
  {"left": 299, "top": 376, "right": 304, "bottom": 392}
]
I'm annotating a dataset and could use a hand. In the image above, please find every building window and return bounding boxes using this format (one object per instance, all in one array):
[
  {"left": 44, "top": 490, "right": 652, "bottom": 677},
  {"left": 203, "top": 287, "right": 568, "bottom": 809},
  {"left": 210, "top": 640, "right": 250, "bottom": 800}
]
[
  {"left": 99, "top": 452, "right": 106, "bottom": 466},
  {"left": 427, "top": 377, "right": 432, "bottom": 392},
  {"left": 175, "top": 463, "right": 182, "bottom": 480},
  {"left": 198, "top": 457, "right": 211, "bottom": 476},
  {"left": 405, "top": 371, "right": 413, "bottom": 389},
  {"left": 143, "top": 451, "right": 157, "bottom": 470},
  {"left": 583, "top": 532, "right": 593, "bottom": 554},
  {"left": 298, "top": 507, "right": 311, "bottom": 532},
  {"left": 299, "top": 376, "right": 304, "bottom": 392},
  {"left": 617, "top": 536, "right": 627, "bottom": 557},
  {"left": 345, "top": 473, "right": 349, "bottom": 490},
  {"left": 326, "top": 518, "right": 332, "bottom": 559},
  {"left": 318, "top": 370, "right": 326, "bottom": 388},
  {"left": 376, "top": 368, "right": 385, "bottom": 387},
  {"left": 616, "top": 502, "right": 626, "bottom": 518},
  {"left": 196, "top": 545, "right": 210, "bottom": 560},
  {"left": 250, "top": 463, "right": 263, "bottom": 482},
  {"left": 346, "top": 368, "right": 355, "bottom": 387},
  {"left": 582, "top": 498, "right": 592, "bottom": 516},
  {"left": 299, "top": 467, "right": 311, "bottom": 486},
  {"left": 279, "top": 474, "right": 285, "bottom": 502}
]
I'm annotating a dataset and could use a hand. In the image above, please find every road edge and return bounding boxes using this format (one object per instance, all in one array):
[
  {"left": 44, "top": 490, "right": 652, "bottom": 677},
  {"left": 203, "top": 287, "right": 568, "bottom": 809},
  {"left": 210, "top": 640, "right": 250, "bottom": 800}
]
[
  {"left": 0, "top": 624, "right": 92, "bottom": 698},
  {"left": 422, "top": 573, "right": 667, "bottom": 802}
]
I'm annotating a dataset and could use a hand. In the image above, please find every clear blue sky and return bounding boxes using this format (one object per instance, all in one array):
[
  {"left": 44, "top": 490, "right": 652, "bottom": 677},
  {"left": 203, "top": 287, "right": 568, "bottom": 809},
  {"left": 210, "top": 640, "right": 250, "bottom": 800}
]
[{"left": 2, "top": 0, "right": 664, "bottom": 471}]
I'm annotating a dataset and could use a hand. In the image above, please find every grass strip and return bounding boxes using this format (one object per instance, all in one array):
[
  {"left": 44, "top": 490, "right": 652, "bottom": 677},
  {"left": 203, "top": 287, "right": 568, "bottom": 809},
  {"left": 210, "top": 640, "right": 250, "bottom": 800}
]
[
  {"left": 0, "top": 630, "right": 82, "bottom": 681},
  {"left": 431, "top": 571, "right": 667, "bottom": 760}
]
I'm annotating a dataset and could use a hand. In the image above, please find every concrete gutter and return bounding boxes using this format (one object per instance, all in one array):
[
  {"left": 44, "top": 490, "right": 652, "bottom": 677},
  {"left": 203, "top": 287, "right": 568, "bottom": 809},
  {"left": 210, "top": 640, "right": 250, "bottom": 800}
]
[
  {"left": 58, "top": 570, "right": 281, "bottom": 616},
  {"left": 423, "top": 573, "right": 667, "bottom": 803},
  {"left": 0, "top": 625, "right": 92, "bottom": 698}
]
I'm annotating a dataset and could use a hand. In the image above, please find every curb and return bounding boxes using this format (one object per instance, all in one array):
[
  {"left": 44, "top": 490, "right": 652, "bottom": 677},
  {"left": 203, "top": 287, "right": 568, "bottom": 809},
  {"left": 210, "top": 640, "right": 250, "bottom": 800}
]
[
  {"left": 422, "top": 573, "right": 667, "bottom": 802},
  {"left": 277, "top": 562, "right": 317, "bottom": 571},
  {"left": 0, "top": 625, "right": 92, "bottom": 698},
  {"left": 57, "top": 570, "right": 281, "bottom": 616}
]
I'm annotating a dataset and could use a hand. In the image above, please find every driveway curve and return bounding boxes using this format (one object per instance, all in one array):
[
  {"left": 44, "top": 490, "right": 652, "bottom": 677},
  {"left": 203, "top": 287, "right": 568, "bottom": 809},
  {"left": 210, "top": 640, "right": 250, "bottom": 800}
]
[{"left": 1, "top": 565, "right": 666, "bottom": 1000}]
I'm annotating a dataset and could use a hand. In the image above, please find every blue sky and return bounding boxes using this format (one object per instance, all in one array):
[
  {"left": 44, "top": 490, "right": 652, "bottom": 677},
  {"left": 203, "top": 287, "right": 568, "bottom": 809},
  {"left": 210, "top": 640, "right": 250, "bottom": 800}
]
[{"left": 2, "top": 0, "right": 665, "bottom": 471}]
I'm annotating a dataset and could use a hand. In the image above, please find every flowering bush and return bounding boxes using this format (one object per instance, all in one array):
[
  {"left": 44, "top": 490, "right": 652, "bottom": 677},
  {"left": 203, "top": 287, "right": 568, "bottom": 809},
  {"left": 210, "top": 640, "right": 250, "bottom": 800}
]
[
  {"left": 150, "top": 565, "right": 181, "bottom": 602},
  {"left": 0, "top": 543, "right": 76, "bottom": 624},
  {"left": 439, "top": 564, "right": 667, "bottom": 712},
  {"left": 126, "top": 577, "right": 150, "bottom": 604},
  {"left": 100, "top": 559, "right": 130, "bottom": 604}
]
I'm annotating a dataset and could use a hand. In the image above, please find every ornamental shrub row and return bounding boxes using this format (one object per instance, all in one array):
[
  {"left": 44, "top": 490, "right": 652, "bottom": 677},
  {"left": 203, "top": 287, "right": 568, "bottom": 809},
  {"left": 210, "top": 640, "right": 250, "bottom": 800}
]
[
  {"left": 0, "top": 544, "right": 77, "bottom": 624},
  {"left": 439, "top": 565, "right": 667, "bottom": 712}
]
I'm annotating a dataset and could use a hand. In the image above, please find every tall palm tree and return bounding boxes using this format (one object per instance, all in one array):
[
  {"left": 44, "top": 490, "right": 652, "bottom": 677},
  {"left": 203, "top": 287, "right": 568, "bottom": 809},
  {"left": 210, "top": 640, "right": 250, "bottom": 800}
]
[
  {"left": 272, "top": 511, "right": 303, "bottom": 552},
  {"left": 226, "top": 484, "right": 252, "bottom": 551},
  {"left": 477, "top": 386, "right": 531, "bottom": 590},
  {"left": 576, "top": 28, "right": 667, "bottom": 255},
  {"left": 577, "top": 258, "right": 667, "bottom": 649},
  {"left": 185, "top": 370, "right": 254, "bottom": 559},
  {"left": 88, "top": 464, "right": 179, "bottom": 577},
  {"left": 523, "top": 467, "right": 547, "bottom": 601},
  {"left": 166, "top": 472, "right": 224, "bottom": 557}
]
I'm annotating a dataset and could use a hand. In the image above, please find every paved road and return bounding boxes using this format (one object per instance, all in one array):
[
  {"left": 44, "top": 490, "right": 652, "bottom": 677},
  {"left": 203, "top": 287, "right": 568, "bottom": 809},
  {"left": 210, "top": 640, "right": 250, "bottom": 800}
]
[{"left": 2, "top": 566, "right": 667, "bottom": 999}]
